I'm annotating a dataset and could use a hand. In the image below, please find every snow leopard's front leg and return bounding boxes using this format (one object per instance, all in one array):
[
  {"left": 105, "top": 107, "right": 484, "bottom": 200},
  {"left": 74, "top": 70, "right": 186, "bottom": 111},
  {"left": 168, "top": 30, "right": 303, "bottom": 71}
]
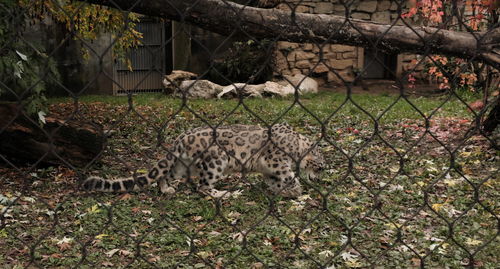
[
  {"left": 156, "top": 151, "right": 185, "bottom": 194},
  {"left": 194, "top": 149, "right": 230, "bottom": 198},
  {"left": 261, "top": 153, "right": 303, "bottom": 198}
]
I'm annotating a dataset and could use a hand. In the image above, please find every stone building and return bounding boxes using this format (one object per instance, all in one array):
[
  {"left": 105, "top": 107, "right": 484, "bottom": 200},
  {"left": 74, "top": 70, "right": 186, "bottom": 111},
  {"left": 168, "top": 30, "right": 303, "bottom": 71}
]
[{"left": 273, "top": 0, "right": 417, "bottom": 85}]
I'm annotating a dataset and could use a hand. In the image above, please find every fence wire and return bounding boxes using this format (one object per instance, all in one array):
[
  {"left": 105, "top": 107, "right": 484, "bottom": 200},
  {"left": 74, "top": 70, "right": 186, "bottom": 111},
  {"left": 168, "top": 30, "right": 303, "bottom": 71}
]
[{"left": 1, "top": 0, "right": 499, "bottom": 268}]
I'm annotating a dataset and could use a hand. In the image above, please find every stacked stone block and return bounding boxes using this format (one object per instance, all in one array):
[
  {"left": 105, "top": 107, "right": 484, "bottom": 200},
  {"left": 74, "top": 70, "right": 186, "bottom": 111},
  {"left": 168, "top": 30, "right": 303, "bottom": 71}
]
[
  {"left": 275, "top": 42, "right": 358, "bottom": 85},
  {"left": 273, "top": 0, "right": 411, "bottom": 85}
]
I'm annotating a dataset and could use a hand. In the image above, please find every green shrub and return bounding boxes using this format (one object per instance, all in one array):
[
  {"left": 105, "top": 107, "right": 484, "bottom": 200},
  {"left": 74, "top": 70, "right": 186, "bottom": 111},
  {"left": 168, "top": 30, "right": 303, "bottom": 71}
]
[
  {"left": 209, "top": 39, "right": 275, "bottom": 85},
  {"left": 0, "top": 0, "right": 60, "bottom": 121}
]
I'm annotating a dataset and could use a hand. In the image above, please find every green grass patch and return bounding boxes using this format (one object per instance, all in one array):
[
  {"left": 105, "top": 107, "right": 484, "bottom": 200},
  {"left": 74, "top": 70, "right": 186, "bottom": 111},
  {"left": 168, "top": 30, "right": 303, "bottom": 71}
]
[{"left": 2, "top": 91, "right": 497, "bottom": 268}]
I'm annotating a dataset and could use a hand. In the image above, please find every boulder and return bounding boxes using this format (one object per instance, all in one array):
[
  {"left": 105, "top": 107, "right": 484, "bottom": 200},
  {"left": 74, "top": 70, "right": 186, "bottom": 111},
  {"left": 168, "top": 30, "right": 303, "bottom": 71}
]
[
  {"left": 163, "top": 71, "right": 319, "bottom": 99},
  {"left": 282, "top": 74, "right": 319, "bottom": 94},
  {"left": 217, "top": 83, "right": 267, "bottom": 98},
  {"left": 217, "top": 79, "right": 316, "bottom": 99},
  {"left": 263, "top": 81, "right": 295, "bottom": 97},
  {"left": 176, "top": 80, "right": 223, "bottom": 99},
  {"left": 163, "top": 70, "right": 198, "bottom": 93}
]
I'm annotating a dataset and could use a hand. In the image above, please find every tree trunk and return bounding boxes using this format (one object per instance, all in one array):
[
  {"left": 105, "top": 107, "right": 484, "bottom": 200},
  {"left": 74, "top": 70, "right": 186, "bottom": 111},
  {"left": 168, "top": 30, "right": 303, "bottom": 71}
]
[
  {"left": 82, "top": 0, "right": 500, "bottom": 68},
  {"left": 0, "top": 104, "right": 106, "bottom": 168}
]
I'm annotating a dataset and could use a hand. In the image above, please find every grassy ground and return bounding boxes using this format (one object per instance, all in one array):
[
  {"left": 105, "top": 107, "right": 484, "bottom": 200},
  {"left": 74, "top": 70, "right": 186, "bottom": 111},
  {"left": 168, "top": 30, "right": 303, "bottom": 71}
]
[{"left": 1, "top": 91, "right": 498, "bottom": 268}]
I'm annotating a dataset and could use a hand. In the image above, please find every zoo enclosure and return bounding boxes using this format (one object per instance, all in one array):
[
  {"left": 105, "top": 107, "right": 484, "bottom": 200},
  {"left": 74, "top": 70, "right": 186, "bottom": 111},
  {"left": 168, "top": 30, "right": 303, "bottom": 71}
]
[{"left": 0, "top": 0, "right": 499, "bottom": 268}]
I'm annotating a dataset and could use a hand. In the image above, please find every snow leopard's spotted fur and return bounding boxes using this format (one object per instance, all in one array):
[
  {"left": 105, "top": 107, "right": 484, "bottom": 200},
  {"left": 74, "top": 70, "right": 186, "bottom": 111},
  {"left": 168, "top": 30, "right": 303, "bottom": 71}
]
[{"left": 83, "top": 124, "right": 324, "bottom": 197}]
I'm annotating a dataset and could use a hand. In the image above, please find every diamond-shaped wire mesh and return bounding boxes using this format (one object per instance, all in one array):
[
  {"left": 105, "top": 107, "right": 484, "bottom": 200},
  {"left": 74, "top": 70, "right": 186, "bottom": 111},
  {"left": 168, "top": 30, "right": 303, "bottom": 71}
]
[{"left": 1, "top": 0, "right": 498, "bottom": 268}]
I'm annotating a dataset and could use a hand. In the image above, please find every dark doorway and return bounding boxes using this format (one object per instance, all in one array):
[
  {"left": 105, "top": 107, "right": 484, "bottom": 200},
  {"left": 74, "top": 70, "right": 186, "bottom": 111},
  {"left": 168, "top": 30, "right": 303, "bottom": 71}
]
[{"left": 362, "top": 49, "right": 397, "bottom": 79}]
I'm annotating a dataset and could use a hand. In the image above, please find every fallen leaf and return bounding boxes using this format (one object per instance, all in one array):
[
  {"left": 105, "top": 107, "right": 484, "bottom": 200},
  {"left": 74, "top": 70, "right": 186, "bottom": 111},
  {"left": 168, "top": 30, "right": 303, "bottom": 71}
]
[
  {"left": 468, "top": 100, "right": 484, "bottom": 111},
  {"left": 319, "top": 250, "right": 334, "bottom": 258},
  {"left": 58, "top": 242, "right": 72, "bottom": 251},
  {"left": 147, "top": 255, "right": 160, "bottom": 263},
  {"left": 119, "top": 249, "right": 133, "bottom": 256},
  {"left": 431, "top": 203, "right": 444, "bottom": 212},
  {"left": 119, "top": 193, "right": 133, "bottom": 200},
  {"left": 95, "top": 234, "right": 109, "bottom": 240},
  {"left": 251, "top": 262, "right": 264, "bottom": 268},
  {"left": 192, "top": 215, "right": 203, "bottom": 222},
  {"left": 102, "top": 261, "right": 114, "bottom": 267},
  {"left": 106, "top": 248, "right": 120, "bottom": 257},
  {"left": 87, "top": 204, "right": 101, "bottom": 214},
  {"left": 131, "top": 207, "right": 141, "bottom": 213},
  {"left": 465, "top": 238, "right": 482, "bottom": 246}
]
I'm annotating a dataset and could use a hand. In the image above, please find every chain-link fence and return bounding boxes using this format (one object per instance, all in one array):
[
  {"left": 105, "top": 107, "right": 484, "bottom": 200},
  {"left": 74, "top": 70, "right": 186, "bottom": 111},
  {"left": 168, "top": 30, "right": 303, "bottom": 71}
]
[{"left": 1, "top": 0, "right": 499, "bottom": 268}]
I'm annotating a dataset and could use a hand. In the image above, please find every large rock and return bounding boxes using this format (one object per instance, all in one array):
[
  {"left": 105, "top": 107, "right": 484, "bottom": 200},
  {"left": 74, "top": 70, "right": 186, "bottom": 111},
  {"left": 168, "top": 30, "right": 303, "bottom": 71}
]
[
  {"left": 217, "top": 75, "right": 318, "bottom": 98},
  {"left": 163, "top": 70, "right": 197, "bottom": 93},
  {"left": 263, "top": 81, "right": 295, "bottom": 97},
  {"left": 163, "top": 71, "right": 319, "bottom": 99},
  {"left": 176, "top": 80, "right": 223, "bottom": 99},
  {"left": 217, "top": 82, "right": 294, "bottom": 98},
  {"left": 217, "top": 83, "right": 267, "bottom": 98},
  {"left": 282, "top": 74, "right": 319, "bottom": 94}
]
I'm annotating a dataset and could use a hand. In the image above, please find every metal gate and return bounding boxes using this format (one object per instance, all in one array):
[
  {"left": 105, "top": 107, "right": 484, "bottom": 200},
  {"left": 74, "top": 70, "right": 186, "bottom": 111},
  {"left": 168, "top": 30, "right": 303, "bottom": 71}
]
[{"left": 113, "top": 19, "right": 168, "bottom": 95}]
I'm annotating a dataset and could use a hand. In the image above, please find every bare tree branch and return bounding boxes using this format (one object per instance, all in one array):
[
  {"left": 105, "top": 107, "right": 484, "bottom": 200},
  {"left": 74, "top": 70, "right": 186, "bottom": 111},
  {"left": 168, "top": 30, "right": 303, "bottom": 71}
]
[{"left": 82, "top": 0, "right": 500, "bottom": 68}]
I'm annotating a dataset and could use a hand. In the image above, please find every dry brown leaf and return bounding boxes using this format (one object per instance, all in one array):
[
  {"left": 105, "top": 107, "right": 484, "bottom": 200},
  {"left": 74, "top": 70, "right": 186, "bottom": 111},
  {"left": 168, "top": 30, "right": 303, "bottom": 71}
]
[
  {"left": 102, "top": 261, "right": 114, "bottom": 267},
  {"left": 58, "top": 242, "right": 72, "bottom": 251},
  {"left": 119, "top": 193, "right": 133, "bottom": 200}
]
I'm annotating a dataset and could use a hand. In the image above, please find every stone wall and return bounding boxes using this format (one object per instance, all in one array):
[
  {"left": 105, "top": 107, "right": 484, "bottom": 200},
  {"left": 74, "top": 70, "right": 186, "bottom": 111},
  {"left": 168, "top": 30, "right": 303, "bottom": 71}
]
[
  {"left": 275, "top": 42, "right": 359, "bottom": 85},
  {"left": 273, "top": 0, "right": 412, "bottom": 85}
]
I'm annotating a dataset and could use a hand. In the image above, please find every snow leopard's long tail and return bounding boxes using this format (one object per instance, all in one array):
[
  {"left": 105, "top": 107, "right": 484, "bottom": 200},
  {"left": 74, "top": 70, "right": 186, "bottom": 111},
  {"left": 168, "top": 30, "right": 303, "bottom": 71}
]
[
  {"left": 82, "top": 154, "right": 177, "bottom": 192},
  {"left": 81, "top": 174, "right": 157, "bottom": 192}
]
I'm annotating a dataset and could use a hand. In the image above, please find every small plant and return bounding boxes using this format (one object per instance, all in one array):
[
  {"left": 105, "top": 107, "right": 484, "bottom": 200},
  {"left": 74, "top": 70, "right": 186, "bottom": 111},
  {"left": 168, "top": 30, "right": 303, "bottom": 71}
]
[
  {"left": 0, "top": 0, "right": 60, "bottom": 122},
  {"left": 426, "top": 56, "right": 478, "bottom": 91},
  {"left": 209, "top": 39, "right": 275, "bottom": 85}
]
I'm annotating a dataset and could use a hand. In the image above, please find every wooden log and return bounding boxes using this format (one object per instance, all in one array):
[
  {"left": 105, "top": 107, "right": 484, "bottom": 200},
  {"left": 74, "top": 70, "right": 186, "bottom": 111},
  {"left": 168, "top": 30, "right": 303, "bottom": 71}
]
[{"left": 0, "top": 103, "right": 106, "bottom": 168}]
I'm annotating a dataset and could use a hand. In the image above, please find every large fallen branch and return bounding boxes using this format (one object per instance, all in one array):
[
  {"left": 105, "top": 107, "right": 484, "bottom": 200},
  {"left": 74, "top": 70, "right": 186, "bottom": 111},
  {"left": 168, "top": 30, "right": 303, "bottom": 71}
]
[
  {"left": 0, "top": 104, "right": 106, "bottom": 168},
  {"left": 84, "top": 0, "right": 500, "bottom": 68}
]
